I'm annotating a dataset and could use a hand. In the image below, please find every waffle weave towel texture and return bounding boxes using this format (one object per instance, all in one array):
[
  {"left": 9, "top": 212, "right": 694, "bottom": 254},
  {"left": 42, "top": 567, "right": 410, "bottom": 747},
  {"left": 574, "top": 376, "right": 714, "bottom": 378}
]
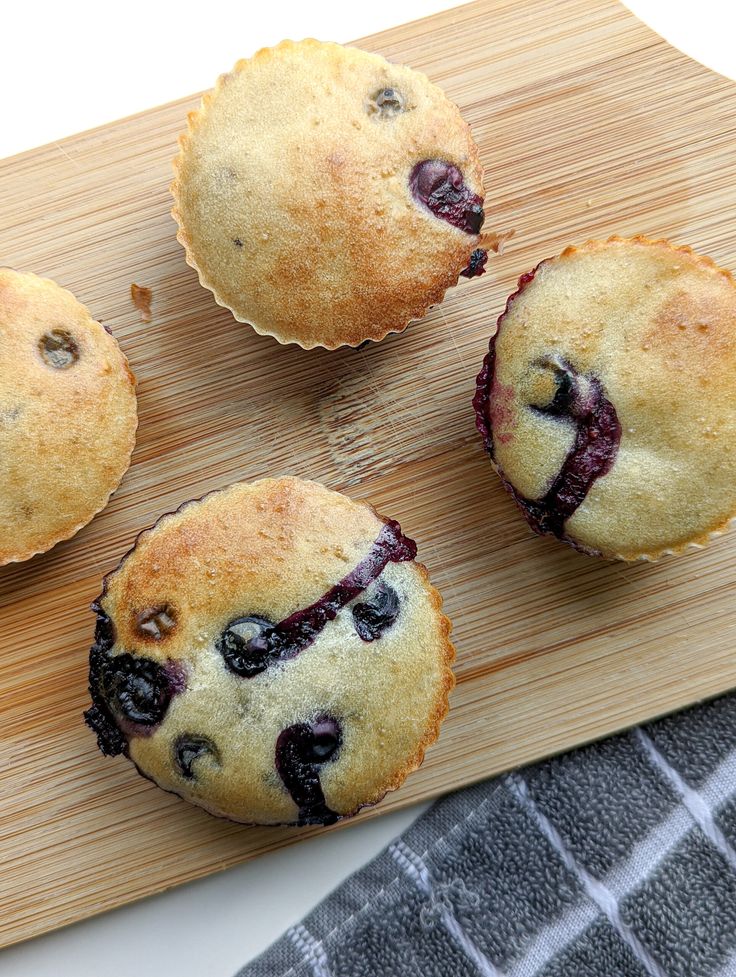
[{"left": 237, "top": 693, "right": 736, "bottom": 977}]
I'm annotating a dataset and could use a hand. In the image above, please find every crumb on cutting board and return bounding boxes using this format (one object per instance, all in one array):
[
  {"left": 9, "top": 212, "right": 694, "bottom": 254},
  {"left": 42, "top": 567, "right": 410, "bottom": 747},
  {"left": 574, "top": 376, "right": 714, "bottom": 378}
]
[
  {"left": 130, "top": 283, "right": 152, "bottom": 322},
  {"left": 483, "top": 230, "right": 516, "bottom": 255}
]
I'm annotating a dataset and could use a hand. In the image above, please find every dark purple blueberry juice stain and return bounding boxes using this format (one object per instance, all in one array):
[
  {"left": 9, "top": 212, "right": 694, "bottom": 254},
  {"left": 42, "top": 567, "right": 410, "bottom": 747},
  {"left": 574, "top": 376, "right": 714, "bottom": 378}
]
[
  {"left": 472, "top": 266, "right": 621, "bottom": 547},
  {"left": 174, "top": 734, "right": 220, "bottom": 780},
  {"left": 473, "top": 268, "right": 540, "bottom": 458},
  {"left": 275, "top": 716, "right": 342, "bottom": 825},
  {"left": 84, "top": 607, "right": 184, "bottom": 756},
  {"left": 520, "top": 363, "right": 621, "bottom": 538},
  {"left": 460, "top": 248, "right": 488, "bottom": 279},
  {"left": 351, "top": 582, "right": 400, "bottom": 641},
  {"left": 409, "top": 160, "right": 484, "bottom": 234},
  {"left": 85, "top": 611, "right": 126, "bottom": 756},
  {"left": 217, "top": 520, "right": 416, "bottom": 679}
]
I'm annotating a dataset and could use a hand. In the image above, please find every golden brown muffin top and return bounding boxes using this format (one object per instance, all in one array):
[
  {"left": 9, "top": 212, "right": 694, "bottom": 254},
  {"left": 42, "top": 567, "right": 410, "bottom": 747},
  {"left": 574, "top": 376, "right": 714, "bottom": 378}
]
[
  {"left": 172, "top": 39, "right": 485, "bottom": 349},
  {"left": 475, "top": 237, "right": 736, "bottom": 560},
  {"left": 0, "top": 269, "right": 137, "bottom": 565},
  {"left": 86, "top": 477, "right": 454, "bottom": 825}
]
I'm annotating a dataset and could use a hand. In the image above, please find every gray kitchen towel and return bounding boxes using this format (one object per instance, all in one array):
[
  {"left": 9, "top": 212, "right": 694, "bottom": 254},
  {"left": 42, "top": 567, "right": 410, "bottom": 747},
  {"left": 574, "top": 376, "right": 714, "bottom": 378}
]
[{"left": 236, "top": 693, "right": 736, "bottom": 977}]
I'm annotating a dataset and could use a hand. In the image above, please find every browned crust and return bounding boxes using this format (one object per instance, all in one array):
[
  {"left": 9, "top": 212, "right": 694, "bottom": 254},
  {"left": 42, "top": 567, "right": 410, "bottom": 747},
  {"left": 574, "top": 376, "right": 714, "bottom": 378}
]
[
  {"left": 91, "top": 481, "right": 236, "bottom": 613},
  {"left": 89, "top": 476, "right": 456, "bottom": 825},
  {"left": 170, "top": 39, "right": 485, "bottom": 350}
]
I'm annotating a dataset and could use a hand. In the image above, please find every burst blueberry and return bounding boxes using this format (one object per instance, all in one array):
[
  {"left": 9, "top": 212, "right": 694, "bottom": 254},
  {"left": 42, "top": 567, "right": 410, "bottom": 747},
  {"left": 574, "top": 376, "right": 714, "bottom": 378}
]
[
  {"left": 409, "top": 160, "right": 485, "bottom": 234},
  {"left": 104, "top": 653, "right": 173, "bottom": 726},
  {"left": 460, "top": 248, "right": 488, "bottom": 279},
  {"left": 217, "top": 616, "right": 277, "bottom": 677},
  {"left": 352, "top": 582, "right": 401, "bottom": 641}
]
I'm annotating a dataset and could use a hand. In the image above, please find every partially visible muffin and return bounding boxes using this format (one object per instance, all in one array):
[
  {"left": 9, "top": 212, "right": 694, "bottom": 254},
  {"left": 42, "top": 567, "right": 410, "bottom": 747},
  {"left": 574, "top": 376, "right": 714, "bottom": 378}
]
[
  {"left": 84, "top": 477, "right": 455, "bottom": 825},
  {"left": 0, "top": 270, "right": 137, "bottom": 565},
  {"left": 171, "top": 39, "right": 487, "bottom": 349},
  {"left": 473, "top": 236, "right": 736, "bottom": 560}
]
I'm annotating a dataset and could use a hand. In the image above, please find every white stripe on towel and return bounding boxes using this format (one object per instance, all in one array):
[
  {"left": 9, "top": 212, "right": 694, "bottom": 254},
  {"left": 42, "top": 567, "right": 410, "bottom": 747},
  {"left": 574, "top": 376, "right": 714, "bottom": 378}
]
[
  {"left": 505, "top": 773, "right": 668, "bottom": 977},
  {"left": 711, "top": 948, "right": 736, "bottom": 977},
  {"left": 389, "top": 838, "right": 504, "bottom": 977},
  {"left": 635, "top": 727, "right": 736, "bottom": 874},
  {"left": 506, "top": 746, "right": 736, "bottom": 977},
  {"left": 287, "top": 922, "right": 332, "bottom": 977}
]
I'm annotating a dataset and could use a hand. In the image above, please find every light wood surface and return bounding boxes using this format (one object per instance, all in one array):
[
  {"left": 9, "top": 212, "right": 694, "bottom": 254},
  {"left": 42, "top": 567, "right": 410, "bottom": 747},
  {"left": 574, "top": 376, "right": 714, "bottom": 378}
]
[{"left": 2, "top": 0, "right": 735, "bottom": 948}]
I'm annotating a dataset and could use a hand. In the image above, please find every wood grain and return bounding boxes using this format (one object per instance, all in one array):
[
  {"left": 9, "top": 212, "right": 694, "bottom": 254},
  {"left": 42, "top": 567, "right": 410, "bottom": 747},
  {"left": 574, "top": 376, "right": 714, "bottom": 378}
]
[{"left": 2, "top": 0, "right": 736, "bottom": 947}]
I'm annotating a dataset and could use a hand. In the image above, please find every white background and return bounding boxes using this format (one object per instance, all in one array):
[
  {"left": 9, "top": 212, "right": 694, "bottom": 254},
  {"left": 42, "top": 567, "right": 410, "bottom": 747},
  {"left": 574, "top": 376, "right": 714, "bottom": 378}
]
[{"left": 1, "top": 1, "right": 734, "bottom": 975}]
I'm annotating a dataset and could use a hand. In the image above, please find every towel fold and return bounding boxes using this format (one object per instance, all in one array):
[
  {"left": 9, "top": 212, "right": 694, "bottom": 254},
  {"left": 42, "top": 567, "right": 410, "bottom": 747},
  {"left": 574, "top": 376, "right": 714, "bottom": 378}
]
[{"left": 237, "top": 693, "right": 736, "bottom": 977}]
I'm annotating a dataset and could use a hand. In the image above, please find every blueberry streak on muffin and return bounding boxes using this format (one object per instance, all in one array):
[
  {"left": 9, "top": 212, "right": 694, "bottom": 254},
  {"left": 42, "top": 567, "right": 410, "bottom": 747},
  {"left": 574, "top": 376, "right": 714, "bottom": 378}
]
[
  {"left": 275, "top": 716, "right": 343, "bottom": 825},
  {"left": 521, "top": 367, "right": 620, "bottom": 537},
  {"left": 218, "top": 519, "right": 416, "bottom": 678},
  {"left": 473, "top": 265, "right": 622, "bottom": 548}
]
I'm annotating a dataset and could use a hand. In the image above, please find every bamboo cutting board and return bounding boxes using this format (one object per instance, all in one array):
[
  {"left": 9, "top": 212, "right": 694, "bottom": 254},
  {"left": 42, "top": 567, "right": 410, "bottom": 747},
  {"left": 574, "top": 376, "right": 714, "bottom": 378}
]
[{"left": 2, "top": 0, "right": 736, "bottom": 948}]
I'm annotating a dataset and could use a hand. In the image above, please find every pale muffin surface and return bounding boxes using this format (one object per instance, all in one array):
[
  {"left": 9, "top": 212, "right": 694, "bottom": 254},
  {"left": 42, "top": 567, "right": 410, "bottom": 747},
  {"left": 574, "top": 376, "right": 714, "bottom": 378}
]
[
  {"left": 172, "top": 39, "right": 485, "bottom": 348},
  {"left": 0, "top": 269, "right": 137, "bottom": 565},
  {"left": 475, "top": 237, "right": 736, "bottom": 560}
]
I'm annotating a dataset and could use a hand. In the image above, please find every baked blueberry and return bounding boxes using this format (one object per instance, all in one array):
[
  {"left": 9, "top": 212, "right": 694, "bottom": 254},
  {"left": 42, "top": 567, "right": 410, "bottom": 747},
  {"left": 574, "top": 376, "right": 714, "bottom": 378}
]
[
  {"left": 460, "top": 248, "right": 488, "bottom": 279},
  {"left": 0, "top": 269, "right": 137, "bottom": 565},
  {"left": 409, "top": 160, "right": 485, "bottom": 234},
  {"left": 171, "top": 40, "right": 487, "bottom": 349},
  {"left": 103, "top": 653, "right": 173, "bottom": 727},
  {"left": 85, "top": 635, "right": 181, "bottom": 756},
  {"left": 474, "top": 236, "right": 736, "bottom": 560},
  {"left": 39, "top": 329, "right": 79, "bottom": 369},
  {"left": 84, "top": 477, "right": 454, "bottom": 825},
  {"left": 174, "top": 735, "right": 220, "bottom": 780},
  {"left": 217, "top": 616, "right": 277, "bottom": 677},
  {"left": 370, "top": 87, "right": 405, "bottom": 115},
  {"left": 352, "top": 581, "right": 401, "bottom": 641}
]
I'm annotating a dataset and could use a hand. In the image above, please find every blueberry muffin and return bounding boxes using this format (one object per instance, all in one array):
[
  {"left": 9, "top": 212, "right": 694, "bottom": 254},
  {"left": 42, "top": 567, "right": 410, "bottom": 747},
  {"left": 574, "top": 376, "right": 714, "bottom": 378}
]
[
  {"left": 171, "top": 39, "right": 487, "bottom": 349},
  {"left": 473, "top": 236, "right": 736, "bottom": 560},
  {"left": 84, "top": 477, "right": 455, "bottom": 825},
  {"left": 0, "top": 270, "right": 137, "bottom": 565}
]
